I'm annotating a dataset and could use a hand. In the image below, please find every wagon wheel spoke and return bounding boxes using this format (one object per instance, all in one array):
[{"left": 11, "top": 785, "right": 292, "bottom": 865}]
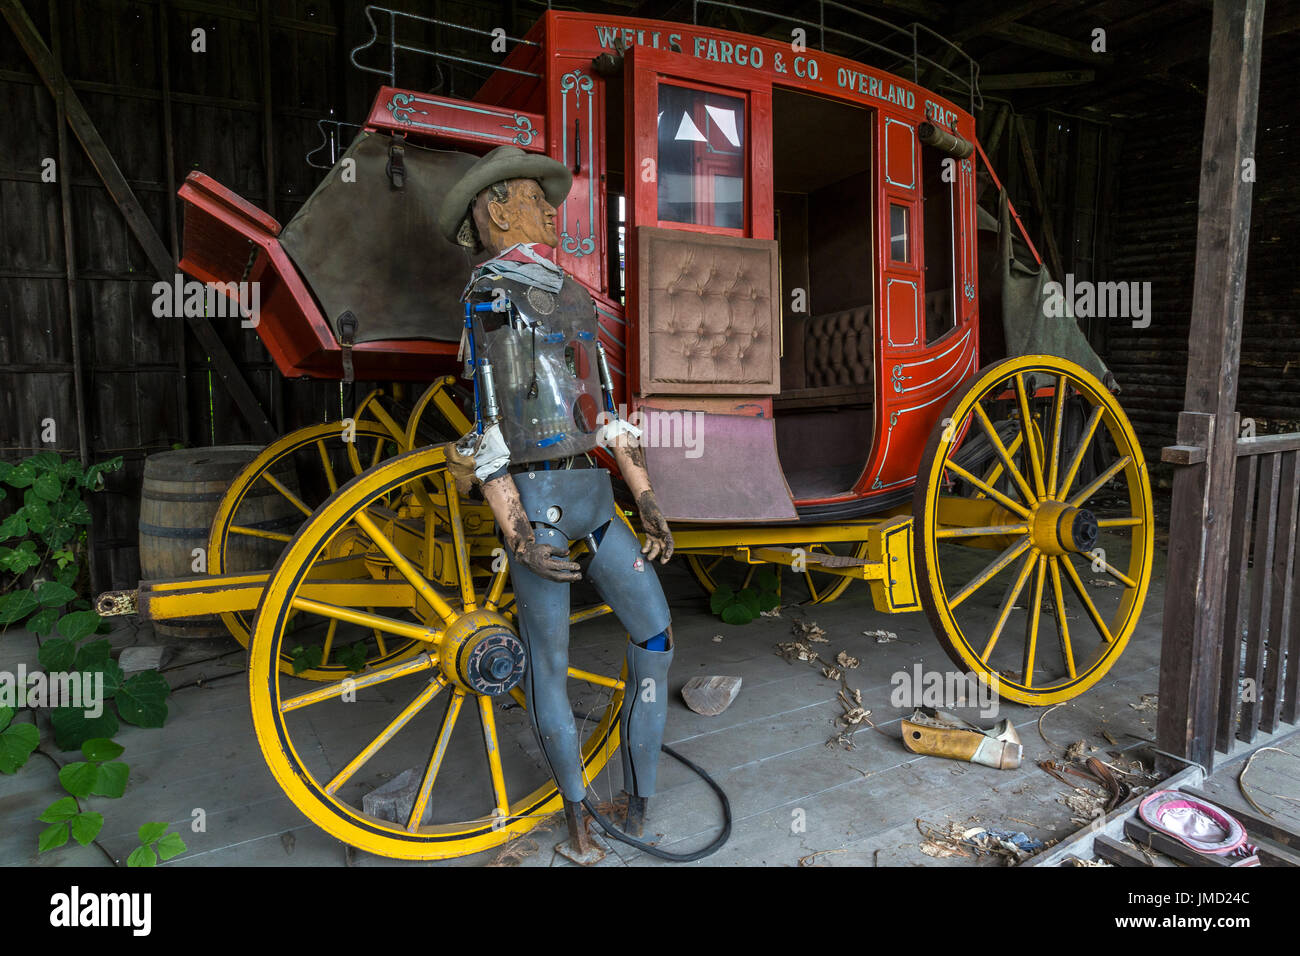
[
  {"left": 262, "top": 471, "right": 314, "bottom": 518},
  {"left": 1014, "top": 373, "right": 1048, "bottom": 499},
  {"left": 279, "top": 652, "right": 439, "bottom": 713},
  {"left": 1058, "top": 553, "right": 1116, "bottom": 644},
  {"left": 1048, "top": 557, "right": 1076, "bottom": 680},
  {"left": 317, "top": 439, "right": 339, "bottom": 494},
  {"left": 950, "top": 535, "right": 1032, "bottom": 609},
  {"left": 408, "top": 688, "right": 466, "bottom": 831},
  {"left": 1068, "top": 455, "right": 1131, "bottom": 509},
  {"left": 350, "top": 509, "right": 457, "bottom": 625},
  {"left": 1046, "top": 374, "right": 1067, "bottom": 497},
  {"left": 1020, "top": 554, "right": 1047, "bottom": 688},
  {"left": 478, "top": 696, "right": 511, "bottom": 826},
  {"left": 971, "top": 403, "right": 1035, "bottom": 505},
  {"left": 229, "top": 524, "right": 293, "bottom": 543},
  {"left": 982, "top": 553, "right": 1036, "bottom": 660},
  {"left": 1055, "top": 404, "right": 1104, "bottom": 503},
  {"left": 942, "top": 460, "right": 1032, "bottom": 520},
  {"left": 325, "top": 676, "right": 449, "bottom": 795},
  {"left": 976, "top": 429, "right": 1025, "bottom": 500}
]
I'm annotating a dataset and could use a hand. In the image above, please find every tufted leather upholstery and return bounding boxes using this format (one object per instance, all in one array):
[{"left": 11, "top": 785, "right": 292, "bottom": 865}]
[
  {"left": 803, "top": 306, "right": 873, "bottom": 388},
  {"left": 638, "top": 227, "right": 781, "bottom": 395},
  {"left": 777, "top": 306, "right": 875, "bottom": 409}
]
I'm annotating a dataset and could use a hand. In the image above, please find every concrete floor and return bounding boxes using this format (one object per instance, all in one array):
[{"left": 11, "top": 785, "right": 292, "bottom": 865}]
[{"left": 1, "top": 541, "right": 1256, "bottom": 869}]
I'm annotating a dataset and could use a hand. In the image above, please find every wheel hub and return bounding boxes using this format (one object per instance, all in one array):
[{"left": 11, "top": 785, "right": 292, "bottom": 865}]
[
  {"left": 438, "top": 608, "right": 526, "bottom": 695},
  {"left": 1031, "top": 500, "right": 1098, "bottom": 555}
]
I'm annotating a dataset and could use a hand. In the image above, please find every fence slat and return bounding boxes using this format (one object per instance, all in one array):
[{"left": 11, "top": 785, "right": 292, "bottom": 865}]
[
  {"left": 1239, "top": 453, "right": 1281, "bottom": 743},
  {"left": 1261, "top": 450, "right": 1299, "bottom": 732},
  {"left": 1217, "top": 454, "right": 1258, "bottom": 753}
]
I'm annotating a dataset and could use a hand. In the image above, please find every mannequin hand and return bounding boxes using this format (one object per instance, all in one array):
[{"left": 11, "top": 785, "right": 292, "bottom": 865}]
[
  {"left": 637, "top": 491, "right": 674, "bottom": 563},
  {"left": 514, "top": 538, "right": 582, "bottom": 583}
]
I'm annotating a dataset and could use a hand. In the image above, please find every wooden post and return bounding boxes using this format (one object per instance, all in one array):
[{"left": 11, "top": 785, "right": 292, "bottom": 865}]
[{"left": 1155, "top": 0, "right": 1265, "bottom": 772}]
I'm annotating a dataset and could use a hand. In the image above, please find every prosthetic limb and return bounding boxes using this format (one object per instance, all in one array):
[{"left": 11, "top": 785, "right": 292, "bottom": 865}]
[
  {"left": 900, "top": 709, "right": 1023, "bottom": 769},
  {"left": 583, "top": 516, "right": 673, "bottom": 836},
  {"left": 508, "top": 526, "right": 601, "bottom": 861}
]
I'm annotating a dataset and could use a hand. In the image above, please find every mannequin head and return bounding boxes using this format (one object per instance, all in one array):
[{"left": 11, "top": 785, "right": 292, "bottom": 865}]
[{"left": 469, "top": 177, "right": 559, "bottom": 255}]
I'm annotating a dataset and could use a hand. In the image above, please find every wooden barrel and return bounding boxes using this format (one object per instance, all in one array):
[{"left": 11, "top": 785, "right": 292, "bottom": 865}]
[{"left": 139, "top": 446, "right": 299, "bottom": 639}]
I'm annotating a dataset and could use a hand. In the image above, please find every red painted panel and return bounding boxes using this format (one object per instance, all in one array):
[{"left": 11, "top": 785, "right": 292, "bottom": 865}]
[{"left": 365, "top": 86, "right": 545, "bottom": 153}]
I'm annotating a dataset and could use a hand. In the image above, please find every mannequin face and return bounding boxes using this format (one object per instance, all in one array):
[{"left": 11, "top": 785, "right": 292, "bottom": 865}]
[{"left": 476, "top": 178, "right": 558, "bottom": 254}]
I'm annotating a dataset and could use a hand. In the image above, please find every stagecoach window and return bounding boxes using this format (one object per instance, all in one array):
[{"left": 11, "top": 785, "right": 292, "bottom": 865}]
[
  {"left": 921, "top": 143, "right": 957, "bottom": 344},
  {"left": 657, "top": 84, "right": 745, "bottom": 230},
  {"left": 889, "top": 204, "right": 910, "bottom": 262}
]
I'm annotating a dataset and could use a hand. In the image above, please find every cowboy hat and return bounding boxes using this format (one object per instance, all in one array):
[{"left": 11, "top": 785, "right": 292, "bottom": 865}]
[{"left": 437, "top": 145, "right": 572, "bottom": 245}]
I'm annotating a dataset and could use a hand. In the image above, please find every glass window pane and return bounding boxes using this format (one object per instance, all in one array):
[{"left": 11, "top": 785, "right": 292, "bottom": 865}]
[
  {"left": 889, "top": 204, "right": 910, "bottom": 262},
  {"left": 657, "top": 84, "right": 745, "bottom": 229}
]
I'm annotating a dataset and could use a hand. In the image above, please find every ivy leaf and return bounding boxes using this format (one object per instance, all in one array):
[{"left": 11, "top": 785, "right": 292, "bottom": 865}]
[
  {"left": 92, "top": 761, "right": 128, "bottom": 799},
  {"left": 33, "top": 473, "right": 62, "bottom": 502},
  {"left": 35, "top": 580, "right": 77, "bottom": 608},
  {"left": 336, "top": 642, "right": 369, "bottom": 673},
  {"left": 50, "top": 706, "right": 119, "bottom": 752},
  {"left": 39, "top": 796, "right": 80, "bottom": 822},
  {"left": 58, "top": 611, "right": 102, "bottom": 641},
  {"left": 721, "top": 604, "right": 754, "bottom": 626},
  {"left": 755, "top": 589, "right": 781, "bottom": 612},
  {"left": 0, "top": 590, "right": 38, "bottom": 624},
  {"left": 26, "top": 606, "right": 62, "bottom": 637},
  {"left": 156, "top": 831, "right": 187, "bottom": 861},
  {"left": 289, "top": 645, "right": 323, "bottom": 675},
  {"left": 73, "top": 639, "right": 112, "bottom": 671},
  {"left": 81, "top": 738, "right": 124, "bottom": 762},
  {"left": 137, "top": 822, "right": 168, "bottom": 845},
  {"left": 71, "top": 811, "right": 104, "bottom": 846},
  {"left": 709, "top": 586, "right": 736, "bottom": 616},
  {"left": 736, "top": 588, "right": 761, "bottom": 615},
  {"left": 38, "top": 638, "right": 77, "bottom": 673},
  {"left": 3, "top": 462, "right": 36, "bottom": 488},
  {"left": 0, "top": 545, "right": 40, "bottom": 574},
  {"left": 0, "top": 715, "right": 40, "bottom": 774},
  {"left": 27, "top": 452, "right": 62, "bottom": 472},
  {"left": 58, "top": 761, "right": 98, "bottom": 798},
  {"left": 755, "top": 567, "right": 780, "bottom": 591},
  {"left": 0, "top": 512, "right": 28, "bottom": 540},
  {"left": 127, "top": 844, "right": 157, "bottom": 867},
  {"left": 116, "top": 671, "right": 170, "bottom": 727},
  {"left": 38, "top": 822, "right": 69, "bottom": 853}
]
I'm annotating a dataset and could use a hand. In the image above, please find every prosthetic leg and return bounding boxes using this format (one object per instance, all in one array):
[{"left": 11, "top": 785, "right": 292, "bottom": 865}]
[{"left": 508, "top": 470, "right": 673, "bottom": 862}]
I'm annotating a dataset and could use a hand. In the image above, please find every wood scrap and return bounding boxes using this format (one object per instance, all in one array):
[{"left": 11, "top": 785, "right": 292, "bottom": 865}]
[{"left": 681, "top": 675, "right": 742, "bottom": 716}]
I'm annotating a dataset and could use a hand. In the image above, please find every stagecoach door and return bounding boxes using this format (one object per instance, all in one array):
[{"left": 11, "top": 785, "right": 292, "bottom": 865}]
[{"left": 621, "top": 46, "right": 797, "bottom": 523}]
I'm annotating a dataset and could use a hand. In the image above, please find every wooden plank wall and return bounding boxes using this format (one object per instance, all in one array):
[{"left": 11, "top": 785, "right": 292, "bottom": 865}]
[
  {"left": 1106, "top": 36, "right": 1300, "bottom": 497},
  {"left": 0, "top": 0, "right": 531, "bottom": 589}
]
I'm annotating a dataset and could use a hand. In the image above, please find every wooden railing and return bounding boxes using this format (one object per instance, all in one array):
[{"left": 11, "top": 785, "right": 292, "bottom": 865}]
[{"left": 1215, "top": 432, "right": 1300, "bottom": 751}]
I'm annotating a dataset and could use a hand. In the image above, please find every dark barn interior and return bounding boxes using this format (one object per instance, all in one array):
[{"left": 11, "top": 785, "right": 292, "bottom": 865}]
[{"left": 2, "top": 0, "right": 1299, "bottom": 874}]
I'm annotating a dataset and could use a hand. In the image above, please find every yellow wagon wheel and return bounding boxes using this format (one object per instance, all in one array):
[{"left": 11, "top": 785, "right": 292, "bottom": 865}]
[
  {"left": 913, "top": 355, "right": 1153, "bottom": 706},
  {"left": 209, "top": 420, "right": 406, "bottom": 679},
  {"left": 248, "top": 446, "right": 626, "bottom": 860},
  {"left": 685, "top": 542, "right": 869, "bottom": 607},
  {"left": 403, "top": 376, "right": 474, "bottom": 452}
]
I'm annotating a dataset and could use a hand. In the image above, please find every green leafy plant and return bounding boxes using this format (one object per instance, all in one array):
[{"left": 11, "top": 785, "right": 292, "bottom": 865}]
[
  {"left": 36, "top": 737, "right": 126, "bottom": 852},
  {"left": 2, "top": 453, "right": 182, "bottom": 864},
  {"left": 128, "top": 822, "right": 187, "bottom": 867},
  {"left": 0, "top": 706, "right": 39, "bottom": 774},
  {"left": 709, "top": 568, "right": 781, "bottom": 625}
]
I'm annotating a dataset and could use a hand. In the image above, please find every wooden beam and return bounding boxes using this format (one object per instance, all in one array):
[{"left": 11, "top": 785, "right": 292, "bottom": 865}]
[
  {"left": 987, "top": 21, "right": 1115, "bottom": 65},
  {"left": 980, "top": 70, "right": 1095, "bottom": 90},
  {"left": 1155, "top": 0, "right": 1266, "bottom": 774},
  {"left": 950, "top": 0, "right": 1051, "bottom": 42},
  {"left": 2, "top": 0, "right": 277, "bottom": 443},
  {"left": 1013, "top": 115, "right": 1066, "bottom": 281}
]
